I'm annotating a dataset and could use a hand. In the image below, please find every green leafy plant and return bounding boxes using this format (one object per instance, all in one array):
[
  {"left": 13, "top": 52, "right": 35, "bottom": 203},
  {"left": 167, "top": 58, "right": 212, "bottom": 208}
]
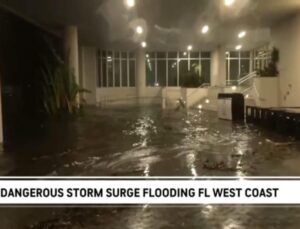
[
  {"left": 181, "top": 71, "right": 204, "bottom": 88},
  {"left": 257, "top": 47, "right": 279, "bottom": 77},
  {"left": 42, "top": 60, "right": 90, "bottom": 116}
]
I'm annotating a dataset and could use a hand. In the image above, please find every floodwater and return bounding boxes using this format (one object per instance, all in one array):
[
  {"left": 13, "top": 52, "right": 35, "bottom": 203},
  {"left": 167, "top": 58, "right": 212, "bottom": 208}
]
[{"left": 0, "top": 106, "right": 300, "bottom": 228}]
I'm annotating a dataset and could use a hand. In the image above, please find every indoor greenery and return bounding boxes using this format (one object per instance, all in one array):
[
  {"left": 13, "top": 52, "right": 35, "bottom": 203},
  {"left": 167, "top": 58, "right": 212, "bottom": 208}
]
[
  {"left": 257, "top": 47, "right": 279, "bottom": 77},
  {"left": 42, "top": 59, "right": 90, "bottom": 116},
  {"left": 181, "top": 63, "right": 204, "bottom": 88}
]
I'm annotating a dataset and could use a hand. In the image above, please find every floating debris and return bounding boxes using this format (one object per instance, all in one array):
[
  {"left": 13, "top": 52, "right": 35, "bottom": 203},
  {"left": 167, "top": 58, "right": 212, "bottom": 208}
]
[{"left": 265, "top": 139, "right": 294, "bottom": 146}]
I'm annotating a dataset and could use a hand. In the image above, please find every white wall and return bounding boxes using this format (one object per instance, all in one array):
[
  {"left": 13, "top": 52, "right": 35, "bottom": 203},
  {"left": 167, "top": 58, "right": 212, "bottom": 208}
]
[
  {"left": 81, "top": 47, "right": 97, "bottom": 105},
  {"left": 253, "top": 77, "right": 280, "bottom": 108},
  {"left": 96, "top": 87, "right": 162, "bottom": 107},
  {"left": 271, "top": 13, "right": 300, "bottom": 107}
]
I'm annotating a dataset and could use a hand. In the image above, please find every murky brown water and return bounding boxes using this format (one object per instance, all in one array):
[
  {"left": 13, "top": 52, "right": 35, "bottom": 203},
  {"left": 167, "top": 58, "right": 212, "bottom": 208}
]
[{"left": 0, "top": 106, "right": 300, "bottom": 228}]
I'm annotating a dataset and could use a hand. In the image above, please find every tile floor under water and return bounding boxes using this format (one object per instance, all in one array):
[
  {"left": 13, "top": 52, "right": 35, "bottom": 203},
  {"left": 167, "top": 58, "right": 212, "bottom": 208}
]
[{"left": 0, "top": 106, "right": 300, "bottom": 228}]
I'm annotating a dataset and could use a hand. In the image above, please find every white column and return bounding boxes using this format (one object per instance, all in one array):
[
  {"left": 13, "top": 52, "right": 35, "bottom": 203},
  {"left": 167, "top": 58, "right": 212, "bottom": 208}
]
[
  {"left": 64, "top": 26, "right": 79, "bottom": 85},
  {"left": 211, "top": 45, "right": 226, "bottom": 87},
  {"left": 136, "top": 48, "right": 146, "bottom": 104}
]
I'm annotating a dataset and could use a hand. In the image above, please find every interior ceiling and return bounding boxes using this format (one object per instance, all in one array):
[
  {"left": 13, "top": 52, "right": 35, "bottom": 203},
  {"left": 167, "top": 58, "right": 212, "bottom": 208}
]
[{"left": 1, "top": 0, "right": 300, "bottom": 50}]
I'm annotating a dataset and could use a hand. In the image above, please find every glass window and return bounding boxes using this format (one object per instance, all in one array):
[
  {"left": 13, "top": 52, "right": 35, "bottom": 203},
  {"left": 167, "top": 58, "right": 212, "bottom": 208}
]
[
  {"left": 190, "top": 52, "right": 199, "bottom": 59},
  {"left": 168, "top": 52, "right": 177, "bottom": 59},
  {"left": 179, "top": 60, "right": 188, "bottom": 86},
  {"left": 229, "top": 59, "right": 239, "bottom": 81},
  {"left": 97, "top": 59, "right": 102, "bottom": 87},
  {"left": 148, "top": 52, "right": 155, "bottom": 58},
  {"left": 107, "top": 59, "right": 113, "bottom": 87},
  {"left": 168, "top": 60, "right": 177, "bottom": 86},
  {"left": 129, "top": 60, "right": 135, "bottom": 87},
  {"left": 122, "top": 60, "right": 128, "bottom": 87},
  {"left": 157, "top": 60, "right": 166, "bottom": 87},
  {"left": 230, "top": 52, "right": 239, "bottom": 58},
  {"left": 157, "top": 52, "right": 166, "bottom": 59},
  {"left": 114, "top": 51, "right": 120, "bottom": 59},
  {"left": 102, "top": 58, "right": 107, "bottom": 87},
  {"left": 98, "top": 50, "right": 136, "bottom": 88},
  {"left": 146, "top": 60, "right": 155, "bottom": 86},
  {"left": 190, "top": 60, "right": 200, "bottom": 75},
  {"left": 129, "top": 52, "right": 135, "bottom": 59},
  {"left": 240, "top": 51, "right": 250, "bottom": 58},
  {"left": 201, "top": 52, "right": 211, "bottom": 58},
  {"left": 201, "top": 60, "right": 211, "bottom": 84},
  {"left": 114, "top": 59, "right": 120, "bottom": 87},
  {"left": 121, "top": 52, "right": 127, "bottom": 59},
  {"left": 226, "top": 51, "right": 251, "bottom": 84},
  {"left": 240, "top": 59, "right": 250, "bottom": 77},
  {"left": 179, "top": 51, "right": 188, "bottom": 58}
]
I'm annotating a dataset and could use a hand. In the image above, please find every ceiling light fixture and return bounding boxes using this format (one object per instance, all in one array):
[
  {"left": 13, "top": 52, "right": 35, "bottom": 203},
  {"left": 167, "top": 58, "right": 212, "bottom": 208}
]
[
  {"left": 238, "top": 31, "right": 247, "bottom": 38},
  {"left": 187, "top": 45, "right": 193, "bottom": 51},
  {"left": 202, "top": 25, "right": 209, "bottom": 34},
  {"left": 141, "top": 42, "right": 147, "bottom": 48},
  {"left": 235, "top": 45, "right": 242, "bottom": 50},
  {"left": 136, "top": 26, "right": 143, "bottom": 34},
  {"left": 224, "top": 0, "right": 235, "bottom": 6},
  {"left": 126, "top": 0, "right": 135, "bottom": 8}
]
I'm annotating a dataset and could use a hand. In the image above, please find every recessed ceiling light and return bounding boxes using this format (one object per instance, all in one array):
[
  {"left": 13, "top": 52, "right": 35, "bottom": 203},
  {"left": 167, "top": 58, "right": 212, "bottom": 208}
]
[
  {"left": 238, "top": 31, "right": 247, "bottom": 38},
  {"left": 146, "top": 54, "right": 149, "bottom": 58},
  {"left": 202, "top": 25, "right": 209, "bottom": 34},
  {"left": 235, "top": 45, "right": 242, "bottom": 50},
  {"left": 183, "top": 52, "right": 187, "bottom": 56},
  {"left": 187, "top": 45, "right": 193, "bottom": 51},
  {"left": 136, "top": 26, "right": 143, "bottom": 34},
  {"left": 224, "top": 0, "right": 235, "bottom": 6},
  {"left": 141, "top": 42, "right": 147, "bottom": 48},
  {"left": 126, "top": 0, "right": 135, "bottom": 8}
]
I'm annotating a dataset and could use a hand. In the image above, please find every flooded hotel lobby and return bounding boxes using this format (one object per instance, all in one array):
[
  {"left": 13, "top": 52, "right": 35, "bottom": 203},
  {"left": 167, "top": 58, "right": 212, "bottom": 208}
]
[{"left": 0, "top": 106, "right": 299, "bottom": 228}]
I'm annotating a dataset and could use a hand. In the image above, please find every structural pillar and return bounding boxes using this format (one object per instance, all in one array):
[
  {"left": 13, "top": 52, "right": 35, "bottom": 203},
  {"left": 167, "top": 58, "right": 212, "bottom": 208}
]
[
  {"left": 211, "top": 45, "right": 226, "bottom": 87},
  {"left": 136, "top": 48, "right": 146, "bottom": 104},
  {"left": 64, "top": 26, "right": 80, "bottom": 85}
]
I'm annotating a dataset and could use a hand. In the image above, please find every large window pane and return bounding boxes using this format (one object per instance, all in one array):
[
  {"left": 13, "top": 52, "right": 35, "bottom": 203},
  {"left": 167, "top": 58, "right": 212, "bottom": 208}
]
[
  {"left": 107, "top": 59, "right": 113, "bottom": 87},
  {"left": 97, "top": 58, "right": 102, "bottom": 87},
  {"left": 168, "top": 60, "right": 177, "bottom": 86},
  {"left": 114, "top": 59, "right": 120, "bottom": 87},
  {"left": 146, "top": 60, "right": 155, "bottom": 86},
  {"left": 201, "top": 52, "right": 211, "bottom": 58},
  {"left": 179, "top": 51, "right": 188, "bottom": 58},
  {"left": 190, "top": 60, "right": 200, "bottom": 75},
  {"left": 201, "top": 60, "right": 211, "bottom": 84},
  {"left": 157, "top": 52, "right": 166, "bottom": 59},
  {"left": 240, "top": 59, "right": 250, "bottom": 77},
  {"left": 229, "top": 59, "right": 239, "bottom": 81},
  {"left": 129, "top": 60, "right": 135, "bottom": 87},
  {"left": 190, "top": 52, "right": 199, "bottom": 59},
  {"left": 168, "top": 52, "right": 177, "bottom": 59},
  {"left": 102, "top": 58, "right": 107, "bottom": 87},
  {"left": 230, "top": 52, "right": 239, "bottom": 58},
  {"left": 179, "top": 60, "right": 188, "bottom": 86},
  {"left": 157, "top": 60, "right": 166, "bottom": 87},
  {"left": 122, "top": 60, "right": 128, "bottom": 87}
]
